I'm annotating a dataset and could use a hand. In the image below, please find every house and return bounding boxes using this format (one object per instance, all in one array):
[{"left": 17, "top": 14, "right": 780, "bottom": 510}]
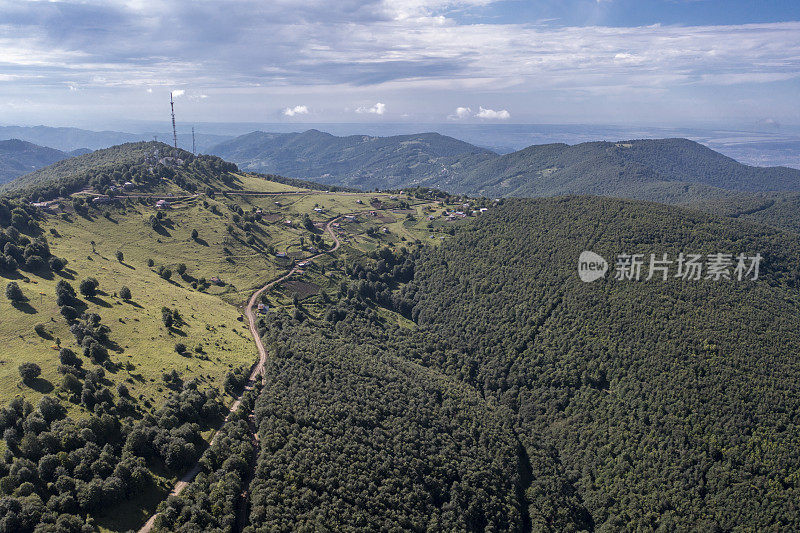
[
  {"left": 274, "top": 201, "right": 282, "bottom": 207},
  {"left": 356, "top": 199, "right": 363, "bottom": 204},
  {"left": 210, "top": 276, "right": 222, "bottom": 285},
  {"left": 257, "top": 303, "right": 268, "bottom": 314},
  {"left": 155, "top": 199, "right": 170, "bottom": 209},
  {"left": 313, "top": 207, "right": 323, "bottom": 212},
  {"left": 255, "top": 209, "right": 263, "bottom": 215},
  {"left": 92, "top": 197, "right": 111, "bottom": 205},
  {"left": 381, "top": 227, "right": 389, "bottom": 234},
  {"left": 284, "top": 220, "right": 292, "bottom": 226},
  {"left": 123, "top": 181, "right": 134, "bottom": 189},
  {"left": 276, "top": 252, "right": 287, "bottom": 258},
  {"left": 479, "top": 207, "right": 488, "bottom": 213}
]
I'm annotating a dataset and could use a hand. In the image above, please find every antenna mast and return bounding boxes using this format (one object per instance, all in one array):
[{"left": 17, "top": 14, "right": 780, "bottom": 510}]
[
  {"left": 170, "top": 92, "right": 178, "bottom": 150},
  {"left": 192, "top": 126, "right": 196, "bottom": 155}
]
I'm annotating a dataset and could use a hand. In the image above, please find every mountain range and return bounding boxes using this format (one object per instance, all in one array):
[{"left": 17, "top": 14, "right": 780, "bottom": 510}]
[
  {"left": 208, "top": 131, "right": 800, "bottom": 204},
  {"left": 0, "top": 139, "right": 90, "bottom": 184}
]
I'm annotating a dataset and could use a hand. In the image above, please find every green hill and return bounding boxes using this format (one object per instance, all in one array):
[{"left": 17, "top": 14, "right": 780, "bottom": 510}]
[
  {"left": 1, "top": 142, "right": 239, "bottom": 200},
  {"left": 211, "top": 132, "right": 800, "bottom": 204},
  {"left": 0, "top": 139, "right": 87, "bottom": 184},
  {"left": 209, "top": 129, "right": 496, "bottom": 189},
  {"left": 462, "top": 139, "right": 800, "bottom": 201}
]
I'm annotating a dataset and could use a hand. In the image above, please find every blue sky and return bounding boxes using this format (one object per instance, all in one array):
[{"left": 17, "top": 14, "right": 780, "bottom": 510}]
[{"left": 0, "top": 0, "right": 798, "bottom": 128}]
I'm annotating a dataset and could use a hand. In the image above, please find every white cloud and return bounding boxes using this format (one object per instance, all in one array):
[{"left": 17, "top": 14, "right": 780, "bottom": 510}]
[
  {"left": 356, "top": 102, "right": 386, "bottom": 115},
  {"left": 283, "top": 104, "right": 309, "bottom": 116},
  {"left": 448, "top": 106, "right": 472, "bottom": 119},
  {"left": 171, "top": 89, "right": 185, "bottom": 98},
  {"left": 475, "top": 106, "right": 510, "bottom": 119}
]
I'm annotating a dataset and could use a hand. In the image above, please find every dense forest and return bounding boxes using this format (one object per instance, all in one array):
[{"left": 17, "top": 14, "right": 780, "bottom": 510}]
[{"left": 198, "top": 197, "right": 800, "bottom": 531}]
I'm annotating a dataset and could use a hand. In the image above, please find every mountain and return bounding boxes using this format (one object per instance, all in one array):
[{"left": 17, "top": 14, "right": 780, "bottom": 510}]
[
  {"left": 0, "top": 139, "right": 89, "bottom": 184},
  {"left": 209, "top": 129, "right": 496, "bottom": 189},
  {"left": 0, "top": 125, "right": 232, "bottom": 153},
  {"left": 211, "top": 132, "right": 800, "bottom": 203},
  {"left": 463, "top": 138, "right": 800, "bottom": 201}
]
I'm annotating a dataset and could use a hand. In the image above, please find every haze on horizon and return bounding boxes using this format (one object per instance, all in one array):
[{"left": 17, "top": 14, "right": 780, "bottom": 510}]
[{"left": 1, "top": 0, "right": 799, "bottom": 129}]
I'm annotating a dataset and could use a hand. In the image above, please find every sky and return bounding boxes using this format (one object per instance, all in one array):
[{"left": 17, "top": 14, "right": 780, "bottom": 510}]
[{"left": 0, "top": 0, "right": 799, "bottom": 128}]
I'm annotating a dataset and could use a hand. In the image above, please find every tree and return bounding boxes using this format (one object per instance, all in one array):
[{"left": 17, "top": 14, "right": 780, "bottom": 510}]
[
  {"left": 116, "top": 251, "right": 124, "bottom": 262},
  {"left": 119, "top": 286, "right": 132, "bottom": 300},
  {"left": 18, "top": 363, "right": 41, "bottom": 384},
  {"left": 79, "top": 278, "right": 99, "bottom": 297},
  {"left": 48, "top": 256, "right": 65, "bottom": 272},
  {"left": 175, "top": 343, "right": 186, "bottom": 354},
  {"left": 191, "top": 229, "right": 199, "bottom": 240},
  {"left": 162, "top": 307, "right": 174, "bottom": 328},
  {"left": 5, "top": 281, "right": 24, "bottom": 302}
]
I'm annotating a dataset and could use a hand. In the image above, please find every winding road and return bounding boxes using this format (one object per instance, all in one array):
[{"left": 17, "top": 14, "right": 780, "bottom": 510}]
[{"left": 137, "top": 215, "right": 344, "bottom": 533}]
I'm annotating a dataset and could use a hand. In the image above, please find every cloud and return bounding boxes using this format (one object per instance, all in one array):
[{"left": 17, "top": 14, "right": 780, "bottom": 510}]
[
  {"left": 448, "top": 106, "right": 472, "bottom": 119},
  {"left": 475, "top": 106, "right": 510, "bottom": 119},
  {"left": 0, "top": 1, "right": 798, "bottom": 123},
  {"left": 283, "top": 104, "right": 309, "bottom": 116},
  {"left": 356, "top": 102, "right": 386, "bottom": 115},
  {"left": 171, "top": 89, "right": 185, "bottom": 98}
]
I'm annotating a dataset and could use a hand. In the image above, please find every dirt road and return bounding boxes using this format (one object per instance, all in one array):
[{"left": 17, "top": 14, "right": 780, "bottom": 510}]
[{"left": 137, "top": 215, "right": 344, "bottom": 533}]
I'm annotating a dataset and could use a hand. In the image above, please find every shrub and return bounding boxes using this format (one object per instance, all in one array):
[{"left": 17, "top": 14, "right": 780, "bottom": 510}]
[
  {"left": 174, "top": 343, "right": 186, "bottom": 354},
  {"left": 160, "top": 268, "right": 172, "bottom": 281},
  {"left": 147, "top": 258, "right": 154, "bottom": 267},
  {"left": 119, "top": 286, "right": 131, "bottom": 300},
  {"left": 18, "top": 363, "right": 41, "bottom": 384},
  {"left": 60, "top": 305, "right": 79, "bottom": 321},
  {"left": 33, "top": 324, "right": 48, "bottom": 337},
  {"left": 48, "top": 256, "right": 65, "bottom": 272},
  {"left": 5, "top": 281, "right": 24, "bottom": 302},
  {"left": 191, "top": 229, "right": 198, "bottom": 240},
  {"left": 116, "top": 251, "right": 124, "bottom": 262}
]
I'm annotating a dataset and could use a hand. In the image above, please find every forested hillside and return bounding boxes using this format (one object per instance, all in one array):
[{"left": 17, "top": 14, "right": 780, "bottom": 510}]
[
  {"left": 0, "top": 140, "right": 86, "bottom": 184},
  {"left": 1, "top": 142, "right": 237, "bottom": 201},
  {"left": 195, "top": 197, "right": 800, "bottom": 531},
  {"left": 209, "top": 129, "right": 496, "bottom": 189},
  {"left": 210, "top": 132, "right": 800, "bottom": 204}
]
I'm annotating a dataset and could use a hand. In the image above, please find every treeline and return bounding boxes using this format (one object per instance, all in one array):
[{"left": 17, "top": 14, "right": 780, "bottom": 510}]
[
  {"left": 0, "top": 198, "right": 63, "bottom": 276},
  {"left": 252, "top": 172, "right": 359, "bottom": 193}
]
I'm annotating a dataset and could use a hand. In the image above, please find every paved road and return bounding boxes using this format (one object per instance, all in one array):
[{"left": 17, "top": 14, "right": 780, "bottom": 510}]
[{"left": 136, "top": 215, "right": 344, "bottom": 533}]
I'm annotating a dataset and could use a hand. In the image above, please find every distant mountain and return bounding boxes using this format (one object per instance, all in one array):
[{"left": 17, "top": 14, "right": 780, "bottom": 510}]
[
  {"left": 458, "top": 139, "right": 800, "bottom": 202},
  {"left": 211, "top": 132, "right": 800, "bottom": 203},
  {"left": 0, "top": 125, "right": 232, "bottom": 153},
  {"left": 209, "top": 129, "right": 496, "bottom": 189},
  {"left": 0, "top": 139, "right": 89, "bottom": 184}
]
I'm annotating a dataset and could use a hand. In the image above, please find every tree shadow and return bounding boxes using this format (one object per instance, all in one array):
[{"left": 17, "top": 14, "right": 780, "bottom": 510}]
[
  {"left": 119, "top": 261, "right": 135, "bottom": 270},
  {"left": 169, "top": 327, "right": 187, "bottom": 338},
  {"left": 193, "top": 237, "right": 209, "bottom": 247},
  {"left": 29, "top": 377, "right": 54, "bottom": 394},
  {"left": 11, "top": 301, "right": 37, "bottom": 314},
  {"left": 55, "top": 269, "right": 75, "bottom": 280},
  {"left": 124, "top": 299, "right": 144, "bottom": 309},
  {"left": 87, "top": 296, "right": 112, "bottom": 308},
  {"left": 152, "top": 224, "right": 171, "bottom": 237}
]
